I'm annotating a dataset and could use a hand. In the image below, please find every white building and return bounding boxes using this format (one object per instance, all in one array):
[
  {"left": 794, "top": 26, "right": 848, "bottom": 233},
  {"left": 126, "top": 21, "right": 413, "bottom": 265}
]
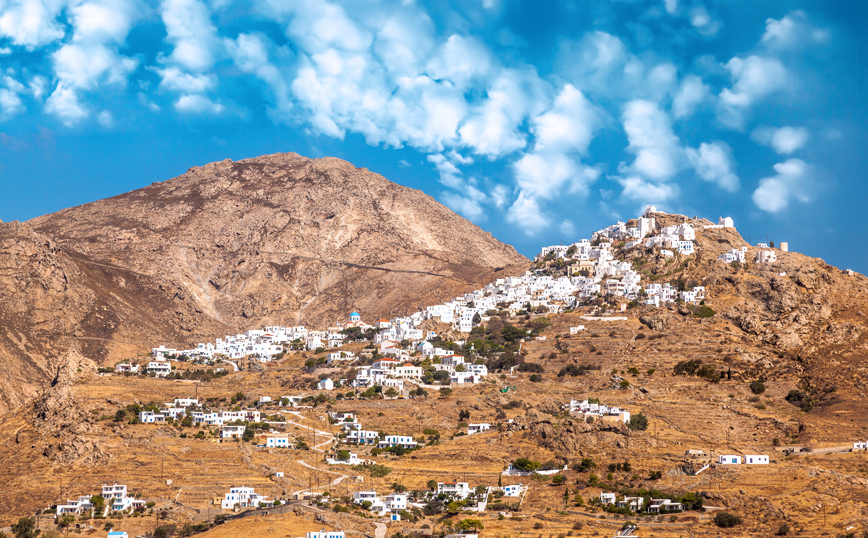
[
  {"left": 600, "top": 492, "right": 616, "bottom": 505},
  {"left": 756, "top": 250, "right": 778, "bottom": 264},
  {"left": 378, "top": 435, "right": 417, "bottom": 449},
  {"left": 222, "top": 424, "right": 246, "bottom": 440},
  {"left": 745, "top": 455, "right": 769, "bottom": 464},
  {"left": 437, "top": 482, "right": 472, "bottom": 499},
  {"left": 115, "top": 363, "right": 139, "bottom": 374},
  {"left": 717, "top": 455, "right": 741, "bottom": 464},
  {"left": 221, "top": 486, "right": 268, "bottom": 509},
  {"left": 317, "top": 378, "right": 335, "bottom": 391},
  {"left": 147, "top": 361, "right": 172, "bottom": 377},
  {"left": 467, "top": 423, "right": 491, "bottom": 435},
  {"left": 266, "top": 437, "right": 290, "bottom": 448},
  {"left": 302, "top": 532, "right": 345, "bottom": 538}
]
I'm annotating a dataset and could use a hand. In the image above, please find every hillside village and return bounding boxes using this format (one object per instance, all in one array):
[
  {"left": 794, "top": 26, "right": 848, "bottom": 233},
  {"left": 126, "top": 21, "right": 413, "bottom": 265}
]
[{"left": 4, "top": 205, "right": 868, "bottom": 538}]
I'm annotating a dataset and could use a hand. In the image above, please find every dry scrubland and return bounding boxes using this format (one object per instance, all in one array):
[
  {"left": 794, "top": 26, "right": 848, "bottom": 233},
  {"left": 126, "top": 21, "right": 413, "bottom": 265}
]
[
  {"left": 2, "top": 212, "right": 868, "bottom": 537},
  {"left": 3, "top": 301, "right": 868, "bottom": 538}
]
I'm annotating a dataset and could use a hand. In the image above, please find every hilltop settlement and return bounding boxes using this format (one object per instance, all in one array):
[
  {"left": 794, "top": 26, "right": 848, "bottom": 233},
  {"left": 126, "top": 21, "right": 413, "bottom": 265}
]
[{"left": 4, "top": 204, "right": 868, "bottom": 538}]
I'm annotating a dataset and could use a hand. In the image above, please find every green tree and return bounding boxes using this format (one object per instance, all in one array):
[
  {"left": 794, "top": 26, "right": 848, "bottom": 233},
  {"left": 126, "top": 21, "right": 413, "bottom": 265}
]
[
  {"left": 90, "top": 494, "right": 106, "bottom": 514},
  {"left": 457, "top": 519, "right": 484, "bottom": 532},
  {"left": 551, "top": 474, "right": 566, "bottom": 485},
  {"left": 12, "top": 516, "right": 36, "bottom": 538},
  {"left": 627, "top": 413, "right": 648, "bottom": 431},
  {"left": 336, "top": 450, "right": 351, "bottom": 461},
  {"left": 113, "top": 409, "right": 127, "bottom": 422},
  {"left": 439, "top": 387, "right": 453, "bottom": 398},
  {"left": 426, "top": 479, "right": 438, "bottom": 491},
  {"left": 384, "top": 388, "right": 398, "bottom": 399},
  {"left": 512, "top": 457, "right": 542, "bottom": 472},
  {"left": 243, "top": 426, "right": 255, "bottom": 442}
]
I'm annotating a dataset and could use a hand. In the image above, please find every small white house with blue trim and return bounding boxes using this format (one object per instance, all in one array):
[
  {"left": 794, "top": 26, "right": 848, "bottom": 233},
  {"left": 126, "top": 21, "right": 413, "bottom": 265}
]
[{"left": 718, "top": 455, "right": 741, "bottom": 464}]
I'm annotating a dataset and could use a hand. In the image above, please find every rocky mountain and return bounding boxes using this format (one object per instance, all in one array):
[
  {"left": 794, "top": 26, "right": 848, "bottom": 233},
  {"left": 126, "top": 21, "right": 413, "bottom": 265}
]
[{"left": 0, "top": 152, "right": 527, "bottom": 413}]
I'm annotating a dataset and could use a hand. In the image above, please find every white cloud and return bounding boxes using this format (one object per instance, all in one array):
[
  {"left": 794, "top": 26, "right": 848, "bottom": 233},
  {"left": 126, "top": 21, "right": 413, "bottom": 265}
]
[
  {"left": 533, "top": 84, "right": 601, "bottom": 153},
  {"left": 514, "top": 152, "right": 597, "bottom": 200},
  {"left": 0, "top": 0, "right": 66, "bottom": 48},
  {"left": 751, "top": 125, "right": 809, "bottom": 154},
  {"left": 458, "top": 68, "right": 547, "bottom": 157},
  {"left": 97, "top": 109, "right": 114, "bottom": 127},
  {"left": 53, "top": 43, "right": 138, "bottom": 90},
  {"left": 160, "top": 0, "right": 220, "bottom": 72},
  {"left": 0, "top": 88, "right": 24, "bottom": 119},
  {"left": 689, "top": 4, "right": 720, "bottom": 37},
  {"left": 663, "top": 0, "right": 678, "bottom": 15},
  {"left": 71, "top": 0, "right": 138, "bottom": 44},
  {"left": 46, "top": 0, "right": 139, "bottom": 119},
  {"left": 440, "top": 191, "right": 485, "bottom": 221},
  {"left": 621, "top": 99, "right": 682, "bottom": 181},
  {"left": 761, "top": 11, "right": 829, "bottom": 51},
  {"left": 174, "top": 94, "right": 224, "bottom": 114},
  {"left": 427, "top": 153, "right": 462, "bottom": 189},
  {"left": 752, "top": 158, "right": 814, "bottom": 212},
  {"left": 685, "top": 141, "right": 739, "bottom": 192},
  {"left": 0, "top": 47, "right": 12, "bottom": 55},
  {"left": 718, "top": 55, "right": 787, "bottom": 129},
  {"left": 506, "top": 193, "right": 549, "bottom": 235},
  {"left": 45, "top": 84, "right": 88, "bottom": 126},
  {"left": 426, "top": 35, "right": 491, "bottom": 89},
  {"left": 155, "top": 66, "right": 216, "bottom": 93},
  {"left": 672, "top": 75, "right": 709, "bottom": 119},
  {"left": 617, "top": 176, "right": 678, "bottom": 203},
  {"left": 559, "top": 219, "right": 575, "bottom": 237},
  {"left": 225, "top": 34, "right": 293, "bottom": 119}
]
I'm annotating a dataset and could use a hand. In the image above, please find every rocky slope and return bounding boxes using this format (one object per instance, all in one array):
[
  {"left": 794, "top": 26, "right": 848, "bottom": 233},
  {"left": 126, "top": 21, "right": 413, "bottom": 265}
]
[{"left": 0, "top": 152, "right": 527, "bottom": 413}]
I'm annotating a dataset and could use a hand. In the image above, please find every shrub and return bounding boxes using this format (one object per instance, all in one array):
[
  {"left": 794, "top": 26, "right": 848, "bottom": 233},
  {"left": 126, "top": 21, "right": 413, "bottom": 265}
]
[
  {"left": 517, "top": 362, "right": 544, "bottom": 373},
  {"left": 574, "top": 458, "right": 595, "bottom": 472},
  {"left": 533, "top": 522, "right": 544, "bottom": 529},
  {"left": 750, "top": 380, "right": 766, "bottom": 395},
  {"left": 512, "top": 458, "right": 542, "bottom": 472},
  {"left": 551, "top": 474, "right": 566, "bottom": 485},
  {"left": 529, "top": 374, "right": 542, "bottom": 382},
  {"left": 627, "top": 413, "right": 648, "bottom": 431},
  {"left": 777, "top": 523, "right": 790, "bottom": 536},
  {"left": 693, "top": 305, "right": 716, "bottom": 318},
  {"left": 627, "top": 367, "right": 639, "bottom": 375},
  {"left": 714, "top": 512, "right": 742, "bottom": 528}
]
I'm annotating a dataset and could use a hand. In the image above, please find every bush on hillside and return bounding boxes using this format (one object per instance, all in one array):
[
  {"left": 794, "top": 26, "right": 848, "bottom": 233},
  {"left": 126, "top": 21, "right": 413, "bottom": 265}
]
[
  {"left": 750, "top": 380, "right": 766, "bottom": 394},
  {"left": 713, "top": 512, "right": 742, "bottom": 528}
]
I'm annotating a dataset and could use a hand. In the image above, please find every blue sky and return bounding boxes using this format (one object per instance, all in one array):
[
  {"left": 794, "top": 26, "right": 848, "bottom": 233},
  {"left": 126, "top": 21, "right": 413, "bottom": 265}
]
[{"left": 1, "top": 0, "right": 866, "bottom": 273}]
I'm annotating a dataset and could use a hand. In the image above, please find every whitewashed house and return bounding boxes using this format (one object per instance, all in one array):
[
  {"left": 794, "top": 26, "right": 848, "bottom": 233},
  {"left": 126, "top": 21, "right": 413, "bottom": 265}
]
[
  {"left": 745, "top": 455, "right": 769, "bottom": 464},
  {"left": 222, "top": 424, "right": 246, "bottom": 440},
  {"left": 600, "top": 492, "right": 616, "bottom": 505},
  {"left": 317, "top": 378, "right": 335, "bottom": 391},
  {"left": 467, "top": 423, "right": 491, "bottom": 435},
  {"left": 221, "top": 486, "right": 268, "bottom": 509},
  {"left": 115, "top": 363, "right": 139, "bottom": 374},
  {"left": 147, "top": 361, "right": 172, "bottom": 377},
  {"left": 266, "top": 437, "right": 290, "bottom": 448},
  {"left": 378, "top": 435, "right": 417, "bottom": 449},
  {"left": 437, "top": 482, "right": 472, "bottom": 499},
  {"left": 717, "top": 455, "right": 741, "bottom": 464}
]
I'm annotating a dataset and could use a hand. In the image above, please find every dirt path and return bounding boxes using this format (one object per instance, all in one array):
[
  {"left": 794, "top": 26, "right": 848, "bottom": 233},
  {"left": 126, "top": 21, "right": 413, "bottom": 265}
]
[{"left": 374, "top": 522, "right": 387, "bottom": 538}]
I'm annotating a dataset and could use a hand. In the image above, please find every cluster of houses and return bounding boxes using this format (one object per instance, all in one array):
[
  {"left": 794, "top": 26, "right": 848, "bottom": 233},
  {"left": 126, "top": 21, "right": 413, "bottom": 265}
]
[
  {"left": 564, "top": 399, "right": 632, "bottom": 424},
  {"left": 351, "top": 481, "right": 513, "bottom": 517},
  {"left": 535, "top": 206, "right": 711, "bottom": 307},
  {"left": 332, "top": 411, "right": 419, "bottom": 450},
  {"left": 600, "top": 493, "right": 683, "bottom": 513},
  {"left": 55, "top": 484, "right": 145, "bottom": 517},
  {"left": 718, "top": 244, "right": 782, "bottom": 265}
]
